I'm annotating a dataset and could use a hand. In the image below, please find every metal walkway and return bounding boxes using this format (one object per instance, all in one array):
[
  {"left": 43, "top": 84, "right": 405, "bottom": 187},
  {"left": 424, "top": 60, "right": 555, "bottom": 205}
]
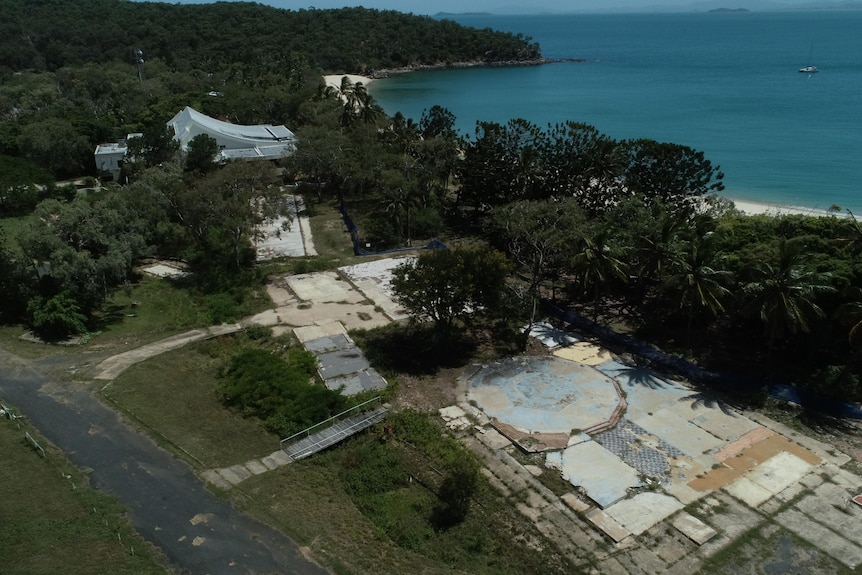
[{"left": 280, "top": 398, "right": 389, "bottom": 460}]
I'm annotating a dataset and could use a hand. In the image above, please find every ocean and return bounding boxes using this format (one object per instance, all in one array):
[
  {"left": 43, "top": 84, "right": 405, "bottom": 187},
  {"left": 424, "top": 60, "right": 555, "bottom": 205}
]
[{"left": 369, "top": 11, "right": 862, "bottom": 213}]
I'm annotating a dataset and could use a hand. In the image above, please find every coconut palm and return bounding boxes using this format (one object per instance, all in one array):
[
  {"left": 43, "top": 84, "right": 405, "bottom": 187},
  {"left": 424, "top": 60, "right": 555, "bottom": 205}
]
[
  {"left": 664, "top": 232, "right": 732, "bottom": 349},
  {"left": 569, "top": 224, "right": 629, "bottom": 322},
  {"left": 742, "top": 238, "right": 835, "bottom": 360}
]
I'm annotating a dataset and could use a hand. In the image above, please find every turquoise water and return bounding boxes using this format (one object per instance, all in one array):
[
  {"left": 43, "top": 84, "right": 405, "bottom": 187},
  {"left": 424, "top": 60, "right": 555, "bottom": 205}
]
[{"left": 370, "top": 11, "right": 862, "bottom": 212}]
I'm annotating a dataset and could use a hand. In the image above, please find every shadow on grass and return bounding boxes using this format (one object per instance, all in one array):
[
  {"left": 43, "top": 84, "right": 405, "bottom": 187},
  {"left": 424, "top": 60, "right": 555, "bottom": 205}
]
[{"left": 351, "top": 323, "right": 476, "bottom": 376}]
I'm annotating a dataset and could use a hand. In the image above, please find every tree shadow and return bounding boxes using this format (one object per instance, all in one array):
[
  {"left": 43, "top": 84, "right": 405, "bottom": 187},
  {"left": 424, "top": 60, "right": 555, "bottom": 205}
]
[
  {"left": 351, "top": 323, "right": 476, "bottom": 376},
  {"left": 677, "top": 389, "right": 738, "bottom": 416},
  {"left": 606, "top": 362, "right": 667, "bottom": 390}
]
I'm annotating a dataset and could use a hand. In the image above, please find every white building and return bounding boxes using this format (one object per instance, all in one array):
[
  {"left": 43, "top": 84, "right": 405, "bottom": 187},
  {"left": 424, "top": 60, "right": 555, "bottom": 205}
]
[
  {"left": 93, "top": 133, "right": 142, "bottom": 179},
  {"left": 167, "top": 106, "right": 296, "bottom": 162}
]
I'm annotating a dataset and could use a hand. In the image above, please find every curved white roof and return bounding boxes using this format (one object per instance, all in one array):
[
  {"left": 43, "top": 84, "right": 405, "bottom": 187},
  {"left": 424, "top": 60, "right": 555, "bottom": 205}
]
[{"left": 167, "top": 106, "right": 296, "bottom": 160}]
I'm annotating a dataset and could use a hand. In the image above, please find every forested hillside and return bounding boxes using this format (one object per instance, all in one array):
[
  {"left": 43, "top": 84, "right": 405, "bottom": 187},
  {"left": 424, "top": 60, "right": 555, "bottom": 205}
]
[{"left": 0, "top": 0, "right": 540, "bottom": 73}]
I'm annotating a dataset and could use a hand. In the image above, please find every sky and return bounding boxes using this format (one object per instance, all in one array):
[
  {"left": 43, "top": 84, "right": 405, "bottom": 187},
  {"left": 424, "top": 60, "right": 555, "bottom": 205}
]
[{"left": 155, "top": 0, "right": 821, "bottom": 16}]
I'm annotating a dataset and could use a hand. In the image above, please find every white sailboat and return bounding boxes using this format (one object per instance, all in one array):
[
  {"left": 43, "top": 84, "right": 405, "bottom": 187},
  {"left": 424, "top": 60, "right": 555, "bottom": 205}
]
[{"left": 800, "top": 44, "right": 818, "bottom": 73}]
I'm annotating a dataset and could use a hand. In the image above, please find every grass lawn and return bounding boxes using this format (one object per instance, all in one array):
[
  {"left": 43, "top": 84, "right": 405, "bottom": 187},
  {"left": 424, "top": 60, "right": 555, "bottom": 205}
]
[
  {"left": 0, "top": 272, "right": 274, "bottom": 360},
  {"left": 103, "top": 337, "right": 279, "bottom": 469},
  {"left": 0, "top": 409, "right": 168, "bottom": 575},
  {"left": 305, "top": 196, "right": 364, "bottom": 267},
  {"left": 236, "top": 434, "right": 579, "bottom": 575}
]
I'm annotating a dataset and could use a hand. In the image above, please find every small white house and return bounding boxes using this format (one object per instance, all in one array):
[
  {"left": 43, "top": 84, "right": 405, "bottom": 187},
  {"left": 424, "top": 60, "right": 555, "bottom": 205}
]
[{"left": 93, "top": 133, "right": 142, "bottom": 180}]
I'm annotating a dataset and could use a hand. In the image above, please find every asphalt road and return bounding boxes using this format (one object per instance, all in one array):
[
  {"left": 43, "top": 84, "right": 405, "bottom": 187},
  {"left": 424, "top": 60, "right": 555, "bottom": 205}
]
[{"left": 0, "top": 347, "right": 329, "bottom": 575}]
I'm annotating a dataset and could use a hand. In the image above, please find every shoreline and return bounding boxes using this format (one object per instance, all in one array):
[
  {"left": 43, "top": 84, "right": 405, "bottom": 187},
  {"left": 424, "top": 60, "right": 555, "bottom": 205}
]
[
  {"left": 324, "top": 57, "right": 577, "bottom": 84},
  {"left": 322, "top": 73, "right": 377, "bottom": 90},
  {"left": 322, "top": 72, "right": 850, "bottom": 221},
  {"left": 725, "top": 196, "right": 849, "bottom": 218}
]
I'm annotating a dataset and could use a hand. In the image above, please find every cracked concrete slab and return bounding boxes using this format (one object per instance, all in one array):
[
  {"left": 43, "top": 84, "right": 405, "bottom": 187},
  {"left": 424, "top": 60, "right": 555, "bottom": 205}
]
[
  {"left": 672, "top": 512, "right": 717, "bottom": 545},
  {"left": 604, "top": 492, "right": 683, "bottom": 535}
]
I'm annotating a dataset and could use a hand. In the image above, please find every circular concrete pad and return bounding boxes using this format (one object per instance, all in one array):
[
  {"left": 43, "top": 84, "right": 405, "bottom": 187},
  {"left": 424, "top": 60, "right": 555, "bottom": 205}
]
[{"left": 467, "top": 356, "right": 622, "bottom": 437}]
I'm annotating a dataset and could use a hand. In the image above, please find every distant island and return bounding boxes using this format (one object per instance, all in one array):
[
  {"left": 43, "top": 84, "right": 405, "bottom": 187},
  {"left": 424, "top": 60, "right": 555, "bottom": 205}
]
[{"left": 708, "top": 7, "right": 752, "bottom": 12}]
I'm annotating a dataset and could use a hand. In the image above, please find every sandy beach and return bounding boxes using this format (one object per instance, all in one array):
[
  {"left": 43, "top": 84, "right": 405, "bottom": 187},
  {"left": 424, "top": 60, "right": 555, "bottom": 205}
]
[
  {"left": 727, "top": 197, "right": 846, "bottom": 218},
  {"left": 322, "top": 74, "right": 375, "bottom": 90}
]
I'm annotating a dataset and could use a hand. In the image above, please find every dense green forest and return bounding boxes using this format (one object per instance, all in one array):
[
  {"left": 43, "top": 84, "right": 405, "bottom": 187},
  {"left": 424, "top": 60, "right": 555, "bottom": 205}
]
[
  {"left": 1, "top": 0, "right": 861, "bottom": 405},
  {"left": 0, "top": 0, "right": 539, "bottom": 179},
  {"left": 0, "top": 0, "right": 540, "bottom": 73}
]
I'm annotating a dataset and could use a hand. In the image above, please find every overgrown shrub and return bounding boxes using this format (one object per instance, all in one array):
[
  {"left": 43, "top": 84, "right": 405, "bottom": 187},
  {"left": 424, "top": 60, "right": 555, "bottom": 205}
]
[
  {"left": 218, "top": 348, "right": 342, "bottom": 437},
  {"left": 205, "top": 293, "right": 242, "bottom": 324},
  {"left": 27, "top": 292, "right": 88, "bottom": 340}
]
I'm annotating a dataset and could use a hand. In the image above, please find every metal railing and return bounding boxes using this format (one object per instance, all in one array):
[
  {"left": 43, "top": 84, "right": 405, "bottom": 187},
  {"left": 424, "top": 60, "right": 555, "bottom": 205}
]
[{"left": 279, "top": 395, "right": 382, "bottom": 452}]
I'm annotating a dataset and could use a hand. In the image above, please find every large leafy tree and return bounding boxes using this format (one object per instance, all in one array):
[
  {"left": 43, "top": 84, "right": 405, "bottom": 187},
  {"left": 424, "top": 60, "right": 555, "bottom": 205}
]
[
  {"left": 491, "top": 198, "right": 586, "bottom": 342},
  {"left": 391, "top": 245, "right": 510, "bottom": 340},
  {"left": 457, "top": 119, "right": 543, "bottom": 213},
  {"left": 623, "top": 139, "right": 725, "bottom": 212},
  {"left": 542, "top": 121, "right": 624, "bottom": 211},
  {"left": 179, "top": 161, "right": 284, "bottom": 278},
  {"left": 17, "top": 117, "right": 92, "bottom": 179},
  {"left": 184, "top": 133, "right": 219, "bottom": 175},
  {"left": 20, "top": 192, "right": 153, "bottom": 314},
  {"left": 0, "top": 155, "right": 54, "bottom": 215}
]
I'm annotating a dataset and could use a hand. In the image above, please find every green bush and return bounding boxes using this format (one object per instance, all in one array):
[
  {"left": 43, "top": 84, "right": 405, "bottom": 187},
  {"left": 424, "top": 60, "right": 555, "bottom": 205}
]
[
  {"left": 27, "top": 293, "right": 88, "bottom": 340},
  {"left": 801, "top": 364, "right": 859, "bottom": 401},
  {"left": 205, "top": 293, "right": 242, "bottom": 324},
  {"left": 218, "top": 348, "right": 344, "bottom": 437},
  {"left": 412, "top": 206, "right": 444, "bottom": 238},
  {"left": 340, "top": 440, "right": 406, "bottom": 498}
]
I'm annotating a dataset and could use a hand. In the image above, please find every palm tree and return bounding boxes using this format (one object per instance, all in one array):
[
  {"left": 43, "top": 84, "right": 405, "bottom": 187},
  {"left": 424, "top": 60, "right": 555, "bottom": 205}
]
[
  {"left": 742, "top": 238, "right": 835, "bottom": 360},
  {"left": 664, "top": 232, "right": 732, "bottom": 349},
  {"left": 569, "top": 224, "right": 629, "bottom": 322}
]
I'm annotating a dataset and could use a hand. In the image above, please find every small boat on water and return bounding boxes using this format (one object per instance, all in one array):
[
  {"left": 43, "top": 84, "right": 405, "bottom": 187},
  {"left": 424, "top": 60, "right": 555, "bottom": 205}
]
[{"left": 800, "top": 44, "right": 817, "bottom": 73}]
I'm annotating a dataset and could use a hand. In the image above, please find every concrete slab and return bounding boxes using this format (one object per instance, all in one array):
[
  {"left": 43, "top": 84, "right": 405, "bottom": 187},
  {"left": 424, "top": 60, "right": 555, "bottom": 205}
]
[
  {"left": 745, "top": 451, "right": 813, "bottom": 495},
  {"left": 244, "top": 459, "right": 269, "bottom": 475},
  {"left": 672, "top": 512, "right": 717, "bottom": 545},
  {"left": 339, "top": 257, "right": 413, "bottom": 298},
  {"left": 141, "top": 263, "right": 188, "bottom": 278},
  {"left": 302, "top": 332, "right": 351, "bottom": 354},
  {"left": 439, "top": 405, "right": 467, "bottom": 421},
  {"left": 561, "top": 492, "right": 592, "bottom": 513},
  {"left": 597, "top": 359, "right": 690, "bottom": 417},
  {"left": 528, "top": 322, "right": 579, "bottom": 349},
  {"left": 200, "top": 469, "right": 233, "bottom": 491},
  {"left": 724, "top": 476, "right": 774, "bottom": 507},
  {"left": 690, "top": 407, "right": 759, "bottom": 442},
  {"left": 218, "top": 464, "right": 252, "bottom": 486},
  {"left": 604, "top": 492, "right": 683, "bottom": 535},
  {"left": 665, "top": 482, "right": 705, "bottom": 505},
  {"left": 585, "top": 508, "right": 631, "bottom": 542},
  {"left": 325, "top": 370, "right": 386, "bottom": 395},
  {"left": 467, "top": 356, "right": 621, "bottom": 435},
  {"left": 777, "top": 508, "right": 862, "bottom": 569},
  {"left": 560, "top": 441, "right": 643, "bottom": 508},
  {"left": 255, "top": 195, "right": 316, "bottom": 260},
  {"left": 318, "top": 348, "right": 370, "bottom": 379},
  {"left": 286, "top": 272, "right": 359, "bottom": 303},
  {"left": 263, "top": 450, "right": 292, "bottom": 468},
  {"left": 796, "top": 494, "right": 862, "bottom": 546},
  {"left": 631, "top": 408, "right": 723, "bottom": 459},
  {"left": 553, "top": 341, "right": 613, "bottom": 366},
  {"left": 476, "top": 427, "right": 512, "bottom": 450},
  {"left": 293, "top": 322, "right": 347, "bottom": 345}
]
